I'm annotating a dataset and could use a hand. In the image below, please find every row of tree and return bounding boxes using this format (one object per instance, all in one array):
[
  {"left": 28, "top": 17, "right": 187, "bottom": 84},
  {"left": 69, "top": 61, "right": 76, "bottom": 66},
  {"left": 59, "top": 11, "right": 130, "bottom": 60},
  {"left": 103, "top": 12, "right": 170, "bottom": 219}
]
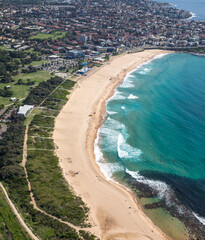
[{"left": 0, "top": 114, "right": 25, "bottom": 180}]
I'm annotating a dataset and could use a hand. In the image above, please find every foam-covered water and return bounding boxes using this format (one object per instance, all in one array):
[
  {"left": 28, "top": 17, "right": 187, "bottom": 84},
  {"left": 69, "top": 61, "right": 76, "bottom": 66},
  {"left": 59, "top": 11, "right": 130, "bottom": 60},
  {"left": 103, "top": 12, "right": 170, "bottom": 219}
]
[{"left": 94, "top": 53, "right": 205, "bottom": 234}]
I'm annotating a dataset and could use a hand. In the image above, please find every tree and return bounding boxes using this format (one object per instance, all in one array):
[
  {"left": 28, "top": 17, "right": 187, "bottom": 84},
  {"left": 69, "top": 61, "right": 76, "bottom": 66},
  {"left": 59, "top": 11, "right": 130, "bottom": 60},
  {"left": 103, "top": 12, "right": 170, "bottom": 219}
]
[
  {"left": 0, "top": 74, "right": 13, "bottom": 83},
  {"left": 17, "top": 79, "right": 23, "bottom": 85},
  {"left": 0, "top": 165, "right": 24, "bottom": 180}
]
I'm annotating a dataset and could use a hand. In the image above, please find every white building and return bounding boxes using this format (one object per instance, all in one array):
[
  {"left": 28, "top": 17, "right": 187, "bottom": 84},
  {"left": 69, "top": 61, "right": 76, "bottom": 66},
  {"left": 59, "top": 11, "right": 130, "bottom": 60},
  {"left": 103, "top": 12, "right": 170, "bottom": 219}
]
[{"left": 18, "top": 105, "right": 34, "bottom": 117}]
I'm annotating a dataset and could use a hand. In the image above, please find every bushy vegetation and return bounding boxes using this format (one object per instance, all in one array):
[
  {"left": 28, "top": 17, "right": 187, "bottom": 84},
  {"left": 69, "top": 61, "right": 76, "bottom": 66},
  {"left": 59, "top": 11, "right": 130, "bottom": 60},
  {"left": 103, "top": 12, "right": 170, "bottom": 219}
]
[
  {"left": 27, "top": 137, "right": 54, "bottom": 149},
  {"left": 0, "top": 189, "right": 31, "bottom": 240},
  {"left": 79, "top": 230, "right": 98, "bottom": 240},
  {"left": 30, "top": 114, "right": 55, "bottom": 128},
  {"left": 24, "top": 76, "right": 65, "bottom": 106},
  {"left": 0, "top": 112, "right": 82, "bottom": 239},
  {"left": 0, "top": 87, "right": 13, "bottom": 97},
  {"left": 0, "top": 77, "right": 98, "bottom": 239},
  {"left": 4, "top": 177, "right": 81, "bottom": 240},
  {"left": 0, "top": 114, "right": 25, "bottom": 178},
  {"left": 26, "top": 79, "right": 89, "bottom": 226},
  {"left": 28, "top": 126, "right": 53, "bottom": 138},
  {"left": 27, "top": 149, "right": 89, "bottom": 226}
]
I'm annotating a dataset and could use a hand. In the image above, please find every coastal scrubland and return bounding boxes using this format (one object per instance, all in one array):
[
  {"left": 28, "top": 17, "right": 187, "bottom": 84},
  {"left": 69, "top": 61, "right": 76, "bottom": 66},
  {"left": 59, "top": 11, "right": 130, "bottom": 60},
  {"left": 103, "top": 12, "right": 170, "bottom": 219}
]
[
  {"left": 0, "top": 188, "right": 31, "bottom": 240},
  {"left": 0, "top": 76, "right": 98, "bottom": 239}
]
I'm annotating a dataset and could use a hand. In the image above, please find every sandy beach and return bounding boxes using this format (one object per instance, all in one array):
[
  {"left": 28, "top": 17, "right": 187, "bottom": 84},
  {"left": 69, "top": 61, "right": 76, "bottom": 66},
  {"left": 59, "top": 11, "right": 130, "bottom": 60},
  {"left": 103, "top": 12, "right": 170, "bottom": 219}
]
[{"left": 53, "top": 49, "right": 172, "bottom": 240}]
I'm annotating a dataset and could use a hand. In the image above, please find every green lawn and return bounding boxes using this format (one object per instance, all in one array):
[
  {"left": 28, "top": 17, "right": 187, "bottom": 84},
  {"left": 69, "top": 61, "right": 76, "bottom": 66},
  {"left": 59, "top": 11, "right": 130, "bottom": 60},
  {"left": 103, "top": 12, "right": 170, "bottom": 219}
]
[
  {"left": 30, "top": 60, "right": 47, "bottom": 66},
  {"left": 0, "top": 188, "right": 31, "bottom": 240},
  {"left": 24, "top": 60, "right": 47, "bottom": 67},
  {"left": 29, "top": 31, "right": 67, "bottom": 40},
  {"left": 0, "top": 71, "right": 50, "bottom": 106},
  {"left": 0, "top": 45, "right": 11, "bottom": 50}
]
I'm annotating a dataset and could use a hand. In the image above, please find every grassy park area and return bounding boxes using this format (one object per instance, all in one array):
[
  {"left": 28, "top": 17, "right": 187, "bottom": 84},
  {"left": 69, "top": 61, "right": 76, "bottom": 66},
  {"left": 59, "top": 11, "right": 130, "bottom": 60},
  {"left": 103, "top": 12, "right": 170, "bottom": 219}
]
[
  {"left": 29, "top": 31, "right": 67, "bottom": 40},
  {"left": 0, "top": 71, "right": 50, "bottom": 106}
]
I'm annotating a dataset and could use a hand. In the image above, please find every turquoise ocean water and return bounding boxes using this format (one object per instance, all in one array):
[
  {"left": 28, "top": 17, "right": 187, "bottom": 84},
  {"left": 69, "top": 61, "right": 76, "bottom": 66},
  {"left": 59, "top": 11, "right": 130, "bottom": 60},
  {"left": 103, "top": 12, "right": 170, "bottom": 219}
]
[
  {"left": 95, "top": 53, "right": 205, "bottom": 238},
  {"left": 157, "top": 0, "right": 205, "bottom": 21}
]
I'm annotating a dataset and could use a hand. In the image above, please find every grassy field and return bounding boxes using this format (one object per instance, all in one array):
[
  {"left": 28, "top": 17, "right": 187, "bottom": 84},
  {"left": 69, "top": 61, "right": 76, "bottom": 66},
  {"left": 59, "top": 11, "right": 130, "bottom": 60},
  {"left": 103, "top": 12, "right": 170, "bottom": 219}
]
[
  {"left": 0, "top": 71, "right": 50, "bottom": 106},
  {"left": 0, "top": 45, "right": 11, "bottom": 51},
  {"left": 29, "top": 31, "right": 67, "bottom": 40},
  {"left": 0, "top": 188, "right": 31, "bottom": 240},
  {"left": 29, "top": 60, "right": 47, "bottom": 66}
]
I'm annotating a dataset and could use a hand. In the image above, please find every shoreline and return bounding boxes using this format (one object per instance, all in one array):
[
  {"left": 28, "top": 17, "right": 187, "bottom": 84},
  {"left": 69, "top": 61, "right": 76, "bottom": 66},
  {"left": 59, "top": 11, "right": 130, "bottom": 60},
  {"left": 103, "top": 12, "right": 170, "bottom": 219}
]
[{"left": 53, "top": 50, "right": 172, "bottom": 240}]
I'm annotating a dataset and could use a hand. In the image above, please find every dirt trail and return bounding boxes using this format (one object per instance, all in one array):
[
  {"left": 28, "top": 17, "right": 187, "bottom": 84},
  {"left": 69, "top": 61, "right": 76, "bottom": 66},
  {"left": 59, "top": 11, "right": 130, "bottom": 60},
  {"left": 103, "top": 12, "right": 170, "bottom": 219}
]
[
  {"left": 0, "top": 182, "right": 40, "bottom": 240},
  {"left": 22, "top": 126, "right": 94, "bottom": 235}
]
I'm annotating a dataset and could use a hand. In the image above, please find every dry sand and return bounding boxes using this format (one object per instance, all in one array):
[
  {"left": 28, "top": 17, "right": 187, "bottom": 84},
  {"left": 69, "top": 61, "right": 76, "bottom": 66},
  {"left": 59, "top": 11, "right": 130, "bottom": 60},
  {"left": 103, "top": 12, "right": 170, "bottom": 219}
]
[{"left": 53, "top": 49, "right": 172, "bottom": 240}]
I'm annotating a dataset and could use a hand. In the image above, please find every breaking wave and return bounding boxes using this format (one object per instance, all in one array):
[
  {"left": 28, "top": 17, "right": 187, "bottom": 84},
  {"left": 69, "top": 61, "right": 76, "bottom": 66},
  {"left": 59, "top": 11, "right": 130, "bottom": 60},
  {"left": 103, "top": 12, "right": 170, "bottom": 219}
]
[
  {"left": 125, "top": 169, "right": 170, "bottom": 200},
  {"left": 138, "top": 67, "right": 152, "bottom": 74},
  {"left": 193, "top": 212, "right": 205, "bottom": 226},
  {"left": 109, "top": 91, "right": 126, "bottom": 101},
  {"left": 127, "top": 94, "right": 139, "bottom": 99},
  {"left": 94, "top": 129, "right": 124, "bottom": 180},
  {"left": 117, "top": 134, "right": 142, "bottom": 160}
]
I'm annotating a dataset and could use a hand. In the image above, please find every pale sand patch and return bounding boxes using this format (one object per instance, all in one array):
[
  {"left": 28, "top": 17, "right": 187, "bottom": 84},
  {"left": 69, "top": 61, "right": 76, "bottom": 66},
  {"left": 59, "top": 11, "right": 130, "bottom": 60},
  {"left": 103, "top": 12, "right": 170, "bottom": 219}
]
[{"left": 53, "top": 50, "right": 172, "bottom": 240}]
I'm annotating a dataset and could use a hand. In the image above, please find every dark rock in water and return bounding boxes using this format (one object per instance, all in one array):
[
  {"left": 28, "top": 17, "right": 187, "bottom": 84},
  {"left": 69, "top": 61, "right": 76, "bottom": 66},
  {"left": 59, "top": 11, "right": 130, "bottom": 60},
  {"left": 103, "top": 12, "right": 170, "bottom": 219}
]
[
  {"left": 124, "top": 171, "right": 205, "bottom": 240},
  {"left": 144, "top": 201, "right": 165, "bottom": 210}
]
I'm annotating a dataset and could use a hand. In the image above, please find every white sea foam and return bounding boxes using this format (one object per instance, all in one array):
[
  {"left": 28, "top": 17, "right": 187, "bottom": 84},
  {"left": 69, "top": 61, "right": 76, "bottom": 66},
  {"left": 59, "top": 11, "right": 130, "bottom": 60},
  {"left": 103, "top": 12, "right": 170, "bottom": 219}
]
[
  {"left": 107, "top": 110, "right": 118, "bottom": 115},
  {"left": 126, "top": 169, "right": 170, "bottom": 200},
  {"left": 121, "top": 106, "right": 125, "bottom": 110},
  {"left": 127, "top": 94, "right": 139, "bottom": 99},
  {"left": 138, "top": 67, "right": 152, "bottom": 75},
  {"left": 120, "top": 80, "right": 135, "bottom": 89},
  {"left": 100, "top": 128, "right": 118, "bottom": 148},
  {"left": 97, "top": 161, "right": 124, "bottom": 180},
  {"left": 94, "top": 129, "right": 123, "bottom": 180},
  {"left": 187, "top": 12, "right": 196, "bottom": 20},
  {"left": 100, "top": 117, "right": 125, "bottom": 150},
  {"left": 117, "top": 134, "right": 142, "bottom": 159},
  {"left": 109, "top": 90, "right": 126, "bottom": 101},
  {"left": 193, "top": 212, "right": 205, "bottom": 226},
  {"left": 103, "top": 117, "right": 123, "bottom": 131},
  {"left": 153, "top": 53, "right": 170, "bottom": 60}
]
